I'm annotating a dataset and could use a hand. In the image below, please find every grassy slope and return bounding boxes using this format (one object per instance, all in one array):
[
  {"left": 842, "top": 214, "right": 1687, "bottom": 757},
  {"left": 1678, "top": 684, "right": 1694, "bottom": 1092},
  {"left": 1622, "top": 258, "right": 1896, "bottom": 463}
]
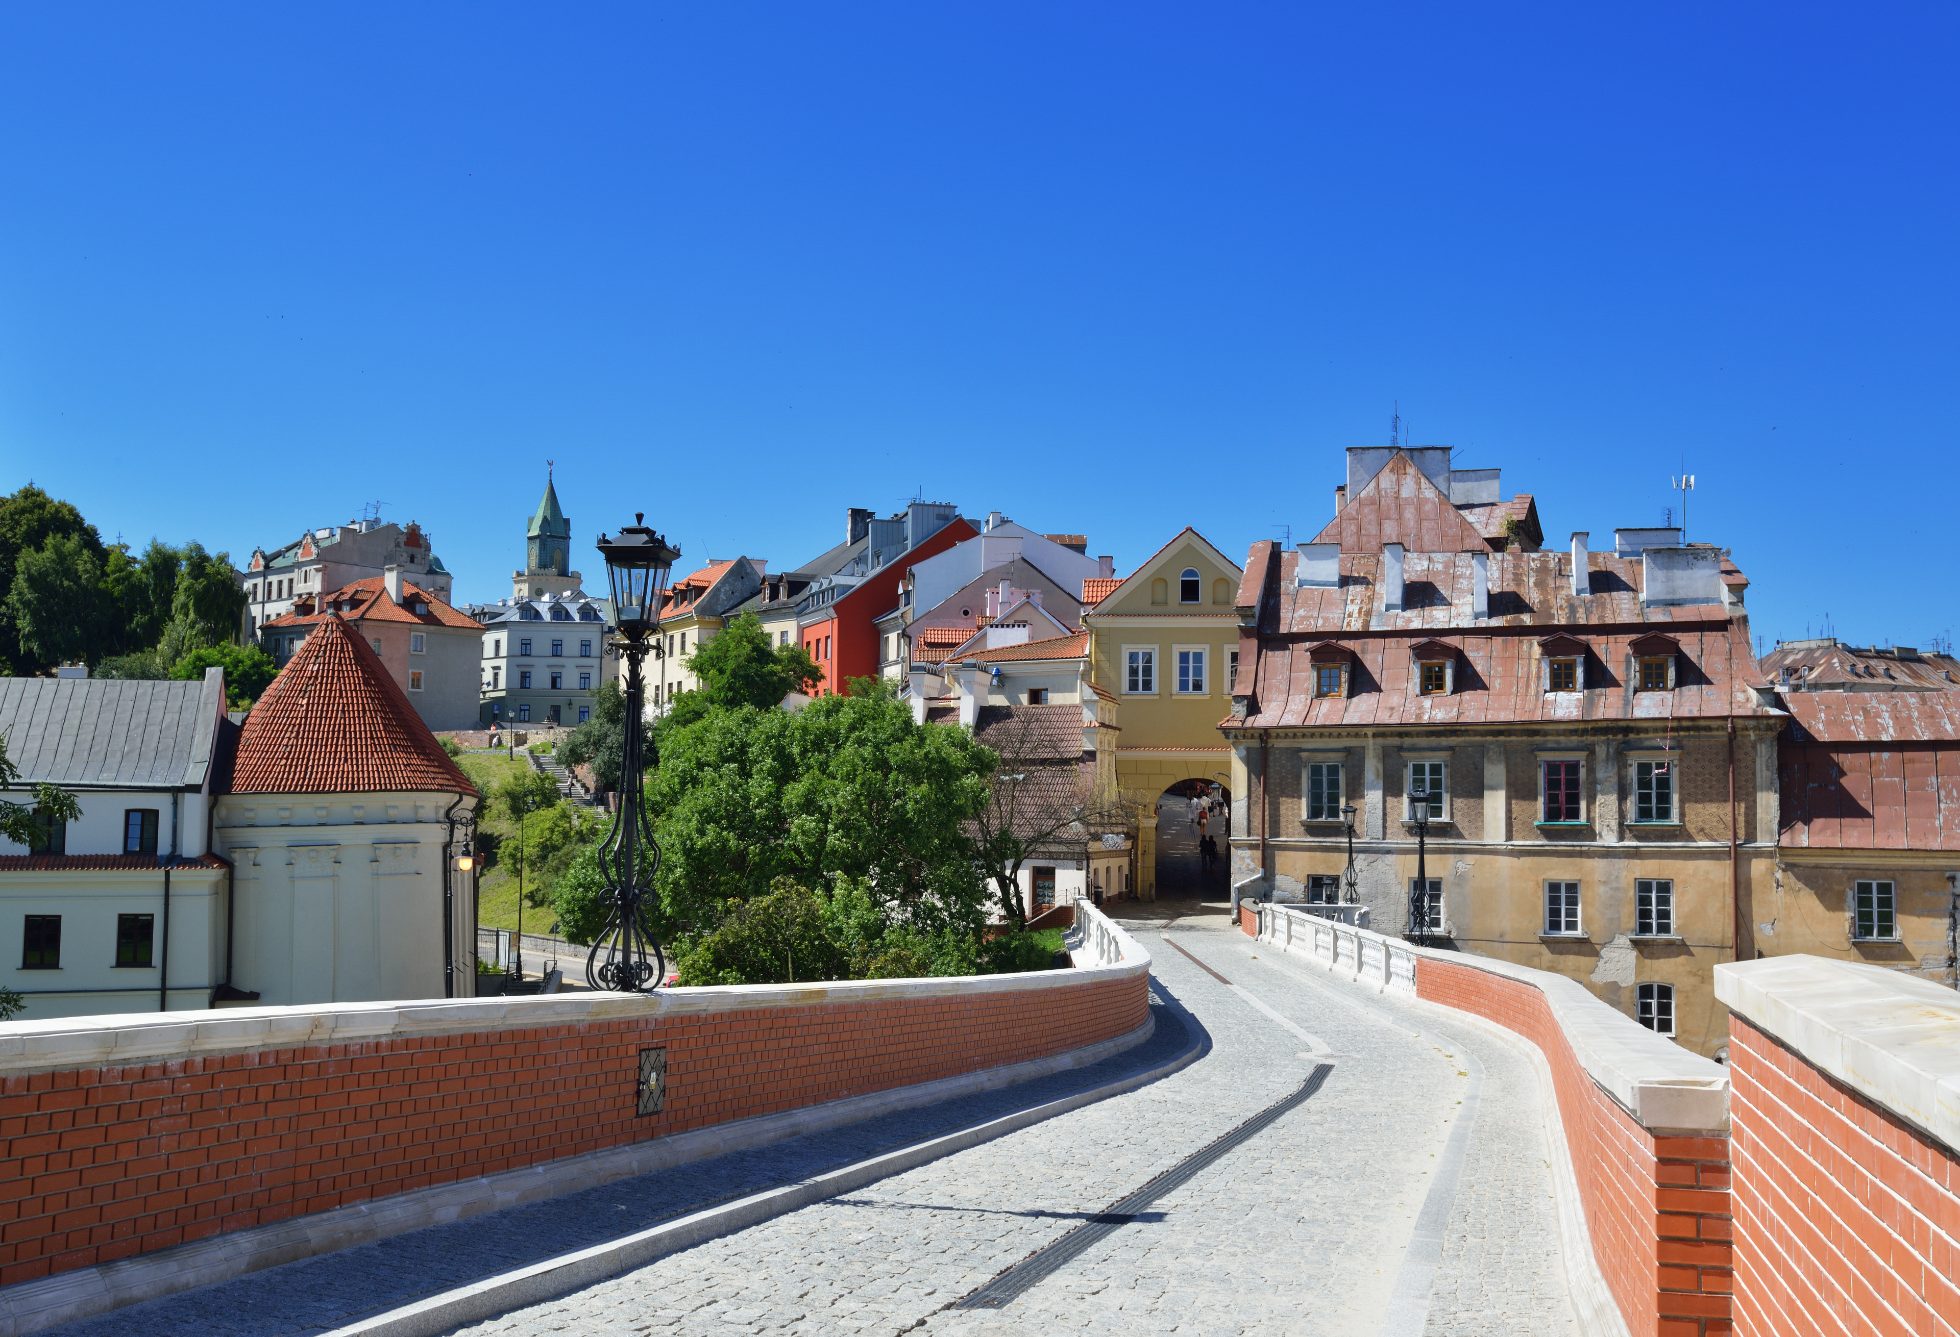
[{"left": 456, "top": 751, "right": 544, "bottom": 938}]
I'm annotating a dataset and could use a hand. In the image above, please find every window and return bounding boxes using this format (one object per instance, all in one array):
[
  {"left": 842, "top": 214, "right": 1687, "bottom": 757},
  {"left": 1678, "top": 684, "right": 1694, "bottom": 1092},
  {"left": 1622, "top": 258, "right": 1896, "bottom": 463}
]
[
  {"left": 1409, "top": 880, "right": 1444, "bottom": 933},
  {"left": 123, "top": 809, "right": 159, "bottom": 856},
  {"left": 549, "top": 672, "right": 563, "bottom": 690},
  {"left": 1307, "top": 875, "right": 1342, "bottom": 905},
  {"left": 517, "top": 704, "right": 531, "bottom": 722},
  {"left": 518, "top": 670, "right": 533, "bottom": 689},
  {"left": 1305, "top": 762, "right": 1344, "bottom": 821},
  {"left": 519, "top": 638, "right": 532, "bottom": 657},
  {"left": 780, "top": 632, "right": 789, "bottom": 646},
  {"left": 1547, "top": 658, "right": 1580, "bottom": 692},
  {"left": 580, "top": 639, "right": 593, "bottom": 657},
  {"left": 115, "top": 914, "right": 154, "bottom": 968},
  {"left": 1638, "top": 657, "right": 1673, "bottom": 691},
  {"left": 370, "top": 638, "right": 383, "bottom": 655},
  {"left": 1175, "top": 648, "right": 1207, "bottom": 694},
  {"left": 410, "top": 632, "right": 427, "bottom": 654},
  {"left": 1179, "top": 568, "right": 1201, "bottom": 603},
  {"left": 1853, "top": 879, "right": 1897, "bottom": 941},
  {"left": 1541, "top": 759, "right": 1584, "bottom": 823},
  {"left": 1125, "top": 648, "right": 1155, "bottom": 694},
  {"left": 1636, "top": 983, "right": 1675, "bottom": 1037},
  {"left": 494, "top": 638, "right": 502, "bottom": 657},
  {"left": 1636, "top": 879, "right": 1675, "bottom": 937},
  {"left": 1406, "top": 761, "right": 1446, "bottom": 820},
  {"left": 579, "top": 671, "right": 592, "bottom": 690},
  {"left": 408, "top": 670, "right": 424, "bottom": 692},
  {"left": 491, "top": 666, "right": 501, "bottom": 689},
  {"left": 21, "top": 915, "right": 59, "bottom": 969},
  {"left": 26, "top": 808, "right": 66, "bottom": 856},
  {"left": 578, "top": 707, "right": 591, "bottom": 723},
  {"left": 682, "top": 633, "right": 690, "bottom": 654},
  {"left": 1633, "top": 760, "right": 1676, "bottom": 823},
  {"left": 1419, "top": 661, "right": 1449, "bottom": 695},
  {"left": 1026, "top": 688, "right": 1049, "bottom": 705},
  {"left": 1228, "top": 649, "right": 1240, "bottom": 689},
  {"left": 1544, "top": 881, "right": 1582, "bottom": 936},
  {"left": 551, "top": 638, "right": 563, "bottom": 657},
  {"left": 1314, "top": 665, "right": 1345, "bottom": 698}
]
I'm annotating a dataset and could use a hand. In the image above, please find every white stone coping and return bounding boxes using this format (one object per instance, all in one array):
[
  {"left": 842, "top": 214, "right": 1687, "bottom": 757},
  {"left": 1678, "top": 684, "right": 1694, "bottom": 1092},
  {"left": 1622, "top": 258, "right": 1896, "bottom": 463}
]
[
  {"left": 1716, "top": 955, "right": 1960, "bottom": 1157},
  {"left": 0, "top": 905, "right": 1149, "bottom": 1078},
  {"left": 1257, "top": 901, "right": 1729, "bottom": 1136}
]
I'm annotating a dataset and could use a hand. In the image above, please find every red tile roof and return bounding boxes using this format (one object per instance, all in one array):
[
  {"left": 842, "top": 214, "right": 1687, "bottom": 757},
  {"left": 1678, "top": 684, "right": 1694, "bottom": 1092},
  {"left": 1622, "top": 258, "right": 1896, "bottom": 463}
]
[
  {"left": 0, "top": 854, "right": 229, "bottom": 873},
  {"left": 967, "top": 632, "right": 1089, "bottom": 664},
  {"left": 261, "top": 577, "right": 480, "bottom": 631},
  {"left": 1081, "top": 578, "right": 1122, "bottom": 607},
  {"left": 917, "top": 626, "right": 972, "bottom": 647},
  {"left": 230, "top": 615, "right": 478, "bottom": 796}
]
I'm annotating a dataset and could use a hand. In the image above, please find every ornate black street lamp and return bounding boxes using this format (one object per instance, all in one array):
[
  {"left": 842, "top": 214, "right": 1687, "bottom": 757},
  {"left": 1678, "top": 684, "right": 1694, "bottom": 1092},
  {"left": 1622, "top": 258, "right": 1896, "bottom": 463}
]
[
  {"left": 1340, "top": 802, "right": 1359, "bottom": 904},
  {"left": 1406, "top": 784, "right": 1431, "bottom": 944},
  {"left": 588, "top": 514, "right": 681, "bottom": 992}
]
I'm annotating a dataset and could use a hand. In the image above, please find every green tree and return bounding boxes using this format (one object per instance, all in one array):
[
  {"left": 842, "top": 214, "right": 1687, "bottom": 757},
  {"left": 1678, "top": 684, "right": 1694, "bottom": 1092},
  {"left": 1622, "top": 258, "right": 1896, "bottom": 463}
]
[
  {"left": 5, "top": 532, "right": 106, "bottom": 668},
  {"left": 0, "top": 485, "right": 102, "bottom": 673},
  {"left": 170, "top": 642, "right": 278, "bottom": 708},
  {"left": 93, "top": 647, "right": 170, "bottom": 680},
  {"left": 133, "top": 540, "right": 185, "bottom": 649},
  {"left": 169, "top": 543, "right": 247, "bottom": 647},
  {"left": 670, "top": 612, "right": 822, "bottom": 725},
  {"left": 558, "top": 679, "right": 627, "bottom": 792}
]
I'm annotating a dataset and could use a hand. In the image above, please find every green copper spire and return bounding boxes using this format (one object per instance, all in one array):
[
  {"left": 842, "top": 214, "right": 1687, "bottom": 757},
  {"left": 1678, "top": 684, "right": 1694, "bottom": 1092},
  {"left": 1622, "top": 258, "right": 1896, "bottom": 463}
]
[{"left": 526, "top": 462, "right": 572, "bottom": 575}]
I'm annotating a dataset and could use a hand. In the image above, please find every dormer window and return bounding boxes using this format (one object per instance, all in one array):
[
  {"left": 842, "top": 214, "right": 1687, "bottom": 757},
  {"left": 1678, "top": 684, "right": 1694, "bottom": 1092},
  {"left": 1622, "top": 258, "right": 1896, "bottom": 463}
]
[
  {"left": 1309, "top": 643, "right": 1353, "bottom": 698},
  {"left": 1538, "top": 634, "right": 1590, "bottom": 693},
  {"left": 1180, "top": 568, "right": 1202, "bottom": 603},
  {"left": 1629, "top": 633, "right": 1682, "bottom": 692},
  {"left": 1410, "top": 640, "right": 1456, "bottom": 696}
]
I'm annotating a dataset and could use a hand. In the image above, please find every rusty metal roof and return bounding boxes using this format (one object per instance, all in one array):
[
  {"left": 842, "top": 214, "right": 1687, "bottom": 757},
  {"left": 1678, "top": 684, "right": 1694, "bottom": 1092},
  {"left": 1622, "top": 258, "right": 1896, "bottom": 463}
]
[
  {"left": 1783, "top": 690, "right": 1960, "bottom": 744},
  {"left": 1779, "top": 695, "right": 1960, "bottom": 850},
  {"left": 1761, "top": 639, "right": 1960, "bottom": 693},
  {"left": 1310, "top": 452, "right": 1489, "bottom": 553}
]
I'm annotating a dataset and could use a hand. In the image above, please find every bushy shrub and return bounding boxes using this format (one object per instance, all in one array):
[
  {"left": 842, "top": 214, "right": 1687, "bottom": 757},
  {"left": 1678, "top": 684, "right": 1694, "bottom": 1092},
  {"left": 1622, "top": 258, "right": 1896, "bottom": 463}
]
[
  {"left": 979, "top": 929, "right": 1067, "bottom": 975},
  {"left": 675, "top": 879, "right": 850, "bottom": 985}
]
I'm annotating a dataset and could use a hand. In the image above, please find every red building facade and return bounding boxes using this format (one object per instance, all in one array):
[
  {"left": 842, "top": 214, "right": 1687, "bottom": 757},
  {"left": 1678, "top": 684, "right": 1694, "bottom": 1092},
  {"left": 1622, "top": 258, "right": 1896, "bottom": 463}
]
[{"left": 803, "top": 517, "right": 977, "bottom": 695}]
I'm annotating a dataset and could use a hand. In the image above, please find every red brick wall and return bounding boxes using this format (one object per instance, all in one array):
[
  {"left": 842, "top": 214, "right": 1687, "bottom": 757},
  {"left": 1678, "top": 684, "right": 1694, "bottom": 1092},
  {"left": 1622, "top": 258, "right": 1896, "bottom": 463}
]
[
  {"left": 1418, "top": 958, "right": 1734, "bottom": 1336},
  {"left": 0, "top": 972, "right": 1146, "bottom": 1288},
  {"left": 1728, "top": 1017, "right": 1960, "bottom": 1337},
  {"left": 1238, "top": 902, "right": 1259, "bottom": 936}
]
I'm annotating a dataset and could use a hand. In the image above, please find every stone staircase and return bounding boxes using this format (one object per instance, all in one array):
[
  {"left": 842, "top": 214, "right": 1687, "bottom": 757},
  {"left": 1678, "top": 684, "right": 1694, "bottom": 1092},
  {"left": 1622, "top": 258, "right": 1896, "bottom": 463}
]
[{"left": 529, "top": 748, "right": 595, "bottom": 805}]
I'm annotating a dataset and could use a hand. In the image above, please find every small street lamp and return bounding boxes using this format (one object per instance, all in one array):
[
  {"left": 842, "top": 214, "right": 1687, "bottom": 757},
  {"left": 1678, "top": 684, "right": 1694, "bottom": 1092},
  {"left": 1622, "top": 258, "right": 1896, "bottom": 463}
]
[
  {"left": 1406, "top": 785, "right": 1431, "bottom": 944},
  {"left": 588, "top": 514, "right": 681, "bottom": 992},
  {"left": 1340, "top": 802, "right": 1359, "bottom": 904}
]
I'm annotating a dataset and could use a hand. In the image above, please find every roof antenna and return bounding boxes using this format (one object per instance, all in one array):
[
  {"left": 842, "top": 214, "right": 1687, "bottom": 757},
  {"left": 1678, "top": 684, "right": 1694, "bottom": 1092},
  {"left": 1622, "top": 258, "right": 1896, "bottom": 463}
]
[
  {"left": 1670, "top": 467, "right": 1695, "bottom": 543},
  {"left": 1390, "top": 401, "right": 1401, "bottom": 448}
]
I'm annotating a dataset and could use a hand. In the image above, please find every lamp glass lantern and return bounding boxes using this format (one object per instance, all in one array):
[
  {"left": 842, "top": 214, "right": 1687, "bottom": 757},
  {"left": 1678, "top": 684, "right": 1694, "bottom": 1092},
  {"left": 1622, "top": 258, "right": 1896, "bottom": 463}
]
[{"left": 597, "top": 514, "right": 680, "bottom": 640}]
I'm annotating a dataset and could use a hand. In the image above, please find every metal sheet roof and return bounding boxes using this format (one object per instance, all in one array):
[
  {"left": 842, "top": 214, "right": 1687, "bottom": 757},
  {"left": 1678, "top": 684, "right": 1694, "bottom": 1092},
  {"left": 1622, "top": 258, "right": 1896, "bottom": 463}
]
[{"left": 0, "top": 672, "right": 225, "bottom": 789}]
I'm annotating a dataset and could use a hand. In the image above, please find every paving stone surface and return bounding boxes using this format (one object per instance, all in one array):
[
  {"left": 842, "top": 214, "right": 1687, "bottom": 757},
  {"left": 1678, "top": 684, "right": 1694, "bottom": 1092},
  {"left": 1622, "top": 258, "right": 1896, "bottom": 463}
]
[{"left": 51, "top": 906, "right": 1585, "bottom": 1337}]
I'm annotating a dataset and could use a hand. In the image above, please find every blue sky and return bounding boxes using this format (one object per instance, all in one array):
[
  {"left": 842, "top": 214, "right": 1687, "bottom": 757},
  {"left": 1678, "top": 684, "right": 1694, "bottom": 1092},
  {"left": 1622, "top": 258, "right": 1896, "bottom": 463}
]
[{"left": 2, "top": 4, "right": 1955, "bottom": 651}]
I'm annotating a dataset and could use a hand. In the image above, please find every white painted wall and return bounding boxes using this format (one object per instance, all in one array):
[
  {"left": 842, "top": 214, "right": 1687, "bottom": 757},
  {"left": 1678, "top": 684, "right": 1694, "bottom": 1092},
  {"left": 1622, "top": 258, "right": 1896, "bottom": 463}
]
[{"left": 0, "top": 866, "right": 226, "bottom": 1020}]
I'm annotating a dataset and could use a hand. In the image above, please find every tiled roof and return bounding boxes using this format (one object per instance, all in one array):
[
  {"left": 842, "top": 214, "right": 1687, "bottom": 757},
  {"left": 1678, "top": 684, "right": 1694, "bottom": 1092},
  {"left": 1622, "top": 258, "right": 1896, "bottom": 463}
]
[
  {"left": 966, "top": 632, "right": 1089, "bottom": 664},
  {"left": 1081, "top": 578, "right": 1122, "bottom": 606},
  {"left": 0, "top": 673, "right": 225, "bottom": 789},
  {"left": 973, "top": 704, "right": 1087, "bottom": 761},
  {"left": 261, "top": 577, "right": 480, "bottom": 631},
  {"left": 0, "top": 854, "right": 229, "bottom": 873},
  {"left": 917, "top": 626, "right": 971, "bottom": 647},
  {"left": 229, "top": 615, "right": 478, "bottom": 796},
  {"left": 1310, "top": 452, "right": 1490, "bottom": 553}
]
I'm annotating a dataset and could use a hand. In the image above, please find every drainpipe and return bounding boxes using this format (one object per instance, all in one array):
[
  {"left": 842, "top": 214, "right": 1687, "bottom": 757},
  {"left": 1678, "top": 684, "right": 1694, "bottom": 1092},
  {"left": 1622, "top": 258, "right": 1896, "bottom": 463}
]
[
  {"left": 1728, "top": 714, "right": 1742, "bottom": 962},
  {"left": 160, "top": 792, "right": 180, "bottom": 1012},
  {"left": 441, "top": 792, "right": 468, "bottom": 999},
  {"left": 1258, "top": 734, "right": 1271, "bottom": 890}
]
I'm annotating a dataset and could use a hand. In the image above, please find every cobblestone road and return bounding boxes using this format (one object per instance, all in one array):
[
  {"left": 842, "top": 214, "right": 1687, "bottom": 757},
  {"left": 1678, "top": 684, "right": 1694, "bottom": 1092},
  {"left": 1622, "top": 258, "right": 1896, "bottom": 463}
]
[{"left": 460, "top": 908, "right": 1583, "bottom": 1337}]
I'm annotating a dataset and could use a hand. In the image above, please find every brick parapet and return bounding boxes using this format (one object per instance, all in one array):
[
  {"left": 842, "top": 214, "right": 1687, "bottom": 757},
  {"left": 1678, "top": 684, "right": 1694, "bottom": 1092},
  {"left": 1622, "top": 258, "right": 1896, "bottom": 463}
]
[{"left": 0, "top": 908, "right": 1149, "bottom": 1290}]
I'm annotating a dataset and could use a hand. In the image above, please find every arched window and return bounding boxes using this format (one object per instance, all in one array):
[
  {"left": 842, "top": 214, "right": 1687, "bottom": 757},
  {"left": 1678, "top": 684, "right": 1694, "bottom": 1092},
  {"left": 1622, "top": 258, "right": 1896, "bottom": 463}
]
[{"left": 1179, "top": 568, "right": 1201, "bottom": 603}]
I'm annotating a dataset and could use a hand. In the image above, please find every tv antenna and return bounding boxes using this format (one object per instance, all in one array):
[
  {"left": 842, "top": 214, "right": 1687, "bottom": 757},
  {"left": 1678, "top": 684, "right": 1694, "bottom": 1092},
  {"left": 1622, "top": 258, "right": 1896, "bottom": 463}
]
[
  {"left": 1670, "top": 471, "right": 1695, "bottom": 542},
  {"left": 1390, "top": 401, "right": 1401, "bottom": 448},
  {"left": 361, "top": 499, "right": 390, "bottom": 525}
]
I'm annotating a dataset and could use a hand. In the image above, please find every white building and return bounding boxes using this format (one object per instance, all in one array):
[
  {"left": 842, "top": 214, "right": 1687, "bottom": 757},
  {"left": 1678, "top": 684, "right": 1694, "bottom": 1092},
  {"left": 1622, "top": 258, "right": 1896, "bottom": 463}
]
[
  {"left": 0, "top": 671, "right": 232, "bottom": 1018},
  {"left": 240, "top": 517, "right": 452, "bottom": 639}
]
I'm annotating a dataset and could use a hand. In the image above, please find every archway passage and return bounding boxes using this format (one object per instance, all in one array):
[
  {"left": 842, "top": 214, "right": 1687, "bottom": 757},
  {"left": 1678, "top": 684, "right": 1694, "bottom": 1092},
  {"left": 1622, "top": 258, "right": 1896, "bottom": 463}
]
[{"left": 1154, "top": 778, "right": 1231, "bottom": 901}]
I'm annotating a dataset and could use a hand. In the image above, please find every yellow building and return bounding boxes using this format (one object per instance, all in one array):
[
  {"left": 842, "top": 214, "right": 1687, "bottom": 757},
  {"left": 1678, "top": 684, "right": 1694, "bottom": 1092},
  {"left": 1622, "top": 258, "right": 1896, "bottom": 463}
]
[{"left": 1082, "top": 528, "right": 1243, "bottom": 901}]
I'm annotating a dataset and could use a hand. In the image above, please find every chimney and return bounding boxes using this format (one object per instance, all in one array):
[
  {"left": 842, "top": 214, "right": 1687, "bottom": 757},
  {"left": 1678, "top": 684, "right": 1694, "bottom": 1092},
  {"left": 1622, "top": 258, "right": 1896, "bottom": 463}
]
[
  {"left": 1381, "top": 543, "right": 1405, "bottom": 613},
  {"left": 1097, "top": 555, "right": 1115, "bottom": 578},
  {"left": 847, "top": 507, "right": 874, "bottom": 545},
  {"left": 383, "top": 565, "right": 405, "bottom": 605},
  {"left": 1470, "top": 550, "right": 1489, "bottom": 621},
  {"left": 956, "top": 668, "right": 984, "bottom": 729},
  {"left": 985, "top": 511, "right": 1005, "bottom": 533},
  {"left": 1570, "top": 533, "right": 1590, "bottom": 598},
  {"left": 1296, "top": 542, "right": 1340, "bottom": 589},
  {"left": 1334, "top": 484, "right": 1347, "bottom": 516}
]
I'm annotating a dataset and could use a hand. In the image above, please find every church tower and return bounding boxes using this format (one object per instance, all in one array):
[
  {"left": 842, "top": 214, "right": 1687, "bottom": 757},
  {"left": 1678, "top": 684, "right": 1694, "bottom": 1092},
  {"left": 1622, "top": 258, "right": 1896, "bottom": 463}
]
[{"left": 514, "top": 464, "right": 584, "bottom": 599}]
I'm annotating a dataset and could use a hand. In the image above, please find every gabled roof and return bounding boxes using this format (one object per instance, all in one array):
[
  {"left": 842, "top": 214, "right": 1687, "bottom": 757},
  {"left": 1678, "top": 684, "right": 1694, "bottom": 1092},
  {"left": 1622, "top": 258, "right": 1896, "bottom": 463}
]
[
  {"left": 1086, "top": 527, "right": 1241, "bottom": 614},
  {"left": 0, "top": 672, "right": 225, "bottom": 789},
  {"left": 261, "top": 577, "right": 480, "bottom": 631},
  {"left": 229, "top": 616, "right": 477, "bottom": 797},
  {"left": 966, "top": 632, "right": 1090, "bottom": 664},
  {"left": 1312, "top": 451, "right": 1489, "bottom": 553}
]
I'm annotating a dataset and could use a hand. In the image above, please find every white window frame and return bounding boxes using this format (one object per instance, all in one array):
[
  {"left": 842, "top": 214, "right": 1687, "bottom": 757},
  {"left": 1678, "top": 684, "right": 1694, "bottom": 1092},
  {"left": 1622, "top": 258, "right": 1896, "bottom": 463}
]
[
  {"left": 1179, "top": 567, "right": 1202, "bottom": 603},
  {"left": 1124, "top": 646, "right": 1156, "bottom": 695},
  {"left": 1405, "top": 759, "right": 1448, "bottom": 821},
  {"left": 1539, "top": 754, "right": 1587, "bottom": 824},
  {"left": 1635, "top": 879, "right": 1675, "bottom": 937},
  {"left": 1631, "top": 758, "right": 1678, "bottom": 825},
  {"left": 1543, "top": 881, "right": 1582, "bottom": 936},
  {"left": 409, "top": 632, "right": 427, "bottom": 655},
  {"left": 1306, "top": 875, "right": 1342, "bottom": 905},
  {"left": 1853, "top": 879, "right": 1898, "bottom": 942},
  {"left": 408, "top": 670, "right": 424, "bottom": 693},
  {"left": 1174, "top": 645, "right": 1208, "bottom": 695},
  {"left": 1636, "top": 982, "right": 1675, "bottom": 1037},
  {"left": 1304, "top": 761, "right": 1344, "bottom": 822},
  {"left": 1228, "top": 649, "right": 1240, "bottom": 690},
  {"left": 1409, "top": 879, "right": 1445, "bottom": 934}
]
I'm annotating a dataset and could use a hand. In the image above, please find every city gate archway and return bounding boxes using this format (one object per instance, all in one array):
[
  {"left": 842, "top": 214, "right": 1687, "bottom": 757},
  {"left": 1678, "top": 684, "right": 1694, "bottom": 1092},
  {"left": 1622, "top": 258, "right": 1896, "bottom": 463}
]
[{"left": 1153, "top": 778, "right": 1231, "bottom": 901}]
